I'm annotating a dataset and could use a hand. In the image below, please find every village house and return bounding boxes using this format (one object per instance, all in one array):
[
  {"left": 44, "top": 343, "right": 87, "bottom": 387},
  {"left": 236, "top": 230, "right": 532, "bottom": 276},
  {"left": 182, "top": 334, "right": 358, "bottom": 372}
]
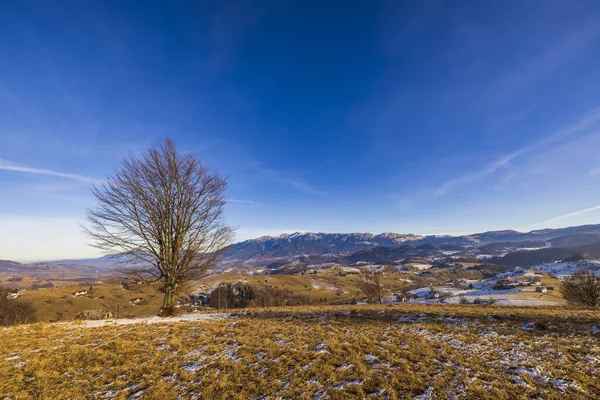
[
  {"left": 397, "top": 293, "right": 417, "bottom": 302},
  {"left": 495, "top": 279, "right": 516, "bottom": 290},
  {"left": 535, "top": 286, "right": 548, "bottom": 293},
  {"left": 129, "top": 297, "right": 145, "bottom": 305}
]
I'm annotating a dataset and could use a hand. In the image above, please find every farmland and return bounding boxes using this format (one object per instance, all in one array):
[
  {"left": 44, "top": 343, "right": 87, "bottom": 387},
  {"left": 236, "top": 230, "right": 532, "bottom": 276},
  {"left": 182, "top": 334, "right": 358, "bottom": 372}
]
[{"left": 0, "top": 264, "right": 577, "bottom": 323}]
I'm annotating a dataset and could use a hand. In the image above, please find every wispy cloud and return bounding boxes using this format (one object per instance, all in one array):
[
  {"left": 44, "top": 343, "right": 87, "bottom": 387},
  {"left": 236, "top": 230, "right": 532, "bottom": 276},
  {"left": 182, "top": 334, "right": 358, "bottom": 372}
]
[
  {"left": 260, "top": 166, "right": 328, "bottom": 195},
  {"left": 0, "top": 158, "right": 99, "bottom": 183},
  {"left": 434, "top": 150, "right": 524, "bottom": 197},
  {"left": 434, "top": 108, "right": 600, "bottom": 196},
  {"left": 531, "top": 204, "right": 600, "bottom": 227},
  {"left": 227, "top": 198, "right": 258, "bottom": 207}
]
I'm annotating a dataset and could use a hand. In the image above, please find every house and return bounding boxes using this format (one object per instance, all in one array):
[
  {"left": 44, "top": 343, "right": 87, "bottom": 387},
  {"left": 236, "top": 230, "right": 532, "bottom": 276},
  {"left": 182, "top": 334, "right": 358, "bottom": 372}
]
[
  {"left": 189, "top": 294, "right": 209, "bottom": 305},
  {"left": 398, "top": 293, "right": 417, "bottom": 302},
  {"left": 494, "top": 279, "right": 515, "bottom": 290},
  {"left": 546, "top": 286, "right": 555, "bottom": 291},
  {"left": 535, "top": 286, "right": 548, "bottom": 293},
  {"left": 396, "top": 294, "right": 408, "bottom": 302},
  {"left": 129, "top": 297, "right": 145, "bottom": 305}
]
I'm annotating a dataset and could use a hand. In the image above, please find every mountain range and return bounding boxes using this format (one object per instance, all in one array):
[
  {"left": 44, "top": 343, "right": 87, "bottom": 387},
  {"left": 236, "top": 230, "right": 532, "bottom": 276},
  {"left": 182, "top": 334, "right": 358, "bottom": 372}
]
[
  {"left": 223, "top": 224, "right": 600, "bottom": 261},
  {"left": 4, "top": 224, "right": 600, "bottom": 277}
]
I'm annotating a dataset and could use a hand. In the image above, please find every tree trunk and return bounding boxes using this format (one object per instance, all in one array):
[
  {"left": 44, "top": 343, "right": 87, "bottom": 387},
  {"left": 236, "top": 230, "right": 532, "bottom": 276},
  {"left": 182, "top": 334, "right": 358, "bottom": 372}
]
[{"left": 160, "top": 285, "right": 176, "bottom": 316}]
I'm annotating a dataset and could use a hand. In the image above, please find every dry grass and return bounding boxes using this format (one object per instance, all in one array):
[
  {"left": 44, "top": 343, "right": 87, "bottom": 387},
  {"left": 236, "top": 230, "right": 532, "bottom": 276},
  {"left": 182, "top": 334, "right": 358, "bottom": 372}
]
[
  {"left": 13, "top": 283, "right": 165, "bottom": 322},
  {"left": 1, "top": 304, "right": 599, "bottom": 399}
]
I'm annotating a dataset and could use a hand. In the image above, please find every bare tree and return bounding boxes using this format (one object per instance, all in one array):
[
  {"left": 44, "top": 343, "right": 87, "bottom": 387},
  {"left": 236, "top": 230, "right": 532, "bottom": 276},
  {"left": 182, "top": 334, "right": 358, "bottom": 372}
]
[
  {"left": 358, "top": 273, "right": 385, "bottom": 304},
  {"left": 561, "top": 270, "right": 600, "bottom": 307},
  {"left": 85, "top": 139, "right": 234, "bottom": 316},
  {"left": 104, "top": 294, "right": 129, "bottom": 318}
]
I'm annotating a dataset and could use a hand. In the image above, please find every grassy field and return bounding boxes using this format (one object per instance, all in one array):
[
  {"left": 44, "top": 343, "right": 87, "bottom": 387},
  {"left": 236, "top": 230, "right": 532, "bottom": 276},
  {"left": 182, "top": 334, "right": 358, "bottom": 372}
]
[
  {"left": 1, "top": 268, "right": 571, "bottom": 323},
  {"left": 2, "top": 269, "right": 443, "bottom": 322},
  {"left": 196, "top": 267, "right": 480, "bottom": 303},
  {"left": 5, "top": 281, "right": 165, "bottom": 322},
  {"left": 1, "top": 304, "right": 599, "bottom": 399}
]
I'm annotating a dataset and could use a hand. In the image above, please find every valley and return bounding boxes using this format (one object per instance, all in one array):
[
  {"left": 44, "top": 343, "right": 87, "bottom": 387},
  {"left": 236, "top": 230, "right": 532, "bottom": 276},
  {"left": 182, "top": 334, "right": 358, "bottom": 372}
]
[{"left": 3, "top": 224, "right": 600, "bottom": 322}]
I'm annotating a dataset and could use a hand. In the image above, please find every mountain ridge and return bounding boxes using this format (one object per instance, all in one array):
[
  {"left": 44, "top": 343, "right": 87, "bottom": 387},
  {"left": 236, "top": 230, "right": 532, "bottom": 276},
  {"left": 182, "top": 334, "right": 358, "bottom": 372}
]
[{"left": 4, "top": 223, "right": 600, "bottom": 277}]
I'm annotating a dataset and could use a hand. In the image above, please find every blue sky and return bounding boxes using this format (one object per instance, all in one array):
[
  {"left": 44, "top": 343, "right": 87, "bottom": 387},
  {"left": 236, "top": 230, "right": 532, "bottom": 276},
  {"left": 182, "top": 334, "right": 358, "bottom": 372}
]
[{"left": 2, "top": 1, "right": 600, "bottom": 261}]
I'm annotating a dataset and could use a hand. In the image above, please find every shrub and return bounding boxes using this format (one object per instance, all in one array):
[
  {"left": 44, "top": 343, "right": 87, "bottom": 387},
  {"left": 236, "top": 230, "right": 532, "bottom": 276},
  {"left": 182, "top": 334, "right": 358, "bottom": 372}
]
[
  {"left": 0, "top": 287, "right": 37, "bottom": 326},
  {"left": 561, "top": 270, "right": 600, "bottom": 307},
  {"left": 208, "top": 283, "right": 311, "bottom": 309}
]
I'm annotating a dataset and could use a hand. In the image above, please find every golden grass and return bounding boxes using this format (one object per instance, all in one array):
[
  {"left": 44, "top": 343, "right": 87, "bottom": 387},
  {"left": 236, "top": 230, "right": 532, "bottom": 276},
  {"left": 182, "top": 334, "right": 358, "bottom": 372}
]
[
  {"left": 1, "top": 304, "right": 599, "bottom": 399},
  {"left": 14, "top": 283, "right": 165, "bottom": 322}
]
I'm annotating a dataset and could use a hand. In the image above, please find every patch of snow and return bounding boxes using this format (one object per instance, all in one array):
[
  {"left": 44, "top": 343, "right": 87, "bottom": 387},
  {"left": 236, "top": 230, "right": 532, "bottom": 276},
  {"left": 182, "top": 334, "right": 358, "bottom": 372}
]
[
  {"left": 514, "top": 366, "right": 549, "bottom": 383},
  {"left": 413, "top": 387, "right": 435, "bottom": 400},
  {"left": 551, "top": 379, "right": 578, "bottom": 392},
  {"left": 65, "top": 312, "right": 230, "bottom": 328},
  {"left": 521, "top": 322, "right": 535, "bottom": 331}
]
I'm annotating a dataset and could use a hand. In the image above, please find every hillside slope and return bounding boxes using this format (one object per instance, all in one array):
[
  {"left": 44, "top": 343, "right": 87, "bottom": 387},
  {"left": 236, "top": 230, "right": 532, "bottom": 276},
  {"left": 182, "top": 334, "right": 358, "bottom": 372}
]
[{"left": 1, "top": 305, "right": 598, "bottom": 398}]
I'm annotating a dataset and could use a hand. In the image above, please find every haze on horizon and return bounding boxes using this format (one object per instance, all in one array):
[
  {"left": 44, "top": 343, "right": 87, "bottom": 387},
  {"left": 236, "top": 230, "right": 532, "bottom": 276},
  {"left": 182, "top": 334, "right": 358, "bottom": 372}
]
[{"left": 2, "top": 1, "right": 600, "bottom": 261}]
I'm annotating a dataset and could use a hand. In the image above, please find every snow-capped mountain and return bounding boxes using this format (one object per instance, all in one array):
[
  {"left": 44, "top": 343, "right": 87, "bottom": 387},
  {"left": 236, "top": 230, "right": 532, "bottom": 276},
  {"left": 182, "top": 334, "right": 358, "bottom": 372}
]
[{"left": 223, "top": 232, "right": 423, "bottom": 260}]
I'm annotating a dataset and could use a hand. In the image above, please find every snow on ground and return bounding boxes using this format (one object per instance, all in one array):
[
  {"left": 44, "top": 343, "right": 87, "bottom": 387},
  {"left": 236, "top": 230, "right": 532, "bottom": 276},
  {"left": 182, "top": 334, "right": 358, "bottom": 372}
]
[
  {"left": 310, "top": 279, "right": 339, "bottom": 291},
  {"left": 443, "top": 292, "right": 561, "bottom": 306},
  {"left": 411, "top": 263, "right": 433, "bottom": 270},
  {"left": 533, "top": 260, "right": 600, "bottom": 276},
  {"left": 62, "top": 312, "right": 231, "bottom": 328},
  {"left": 339, "top": 266, "right": 361, "bottom": 274},
  {"left": 407, "top": 287, "right": 433, "bottom": 297},
  {"left": 362, "top": 264, "right": 385, "bottom": 272}
]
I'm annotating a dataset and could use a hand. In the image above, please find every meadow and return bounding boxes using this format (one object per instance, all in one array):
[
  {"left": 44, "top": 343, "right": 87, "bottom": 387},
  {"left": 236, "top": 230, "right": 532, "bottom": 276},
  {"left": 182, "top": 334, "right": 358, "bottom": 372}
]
[
  {"left": 0, "top": 267, "right": 465, "bottom": 323},
  {"left": 1, "top": 304, "right": 599, "bottom": 399}
]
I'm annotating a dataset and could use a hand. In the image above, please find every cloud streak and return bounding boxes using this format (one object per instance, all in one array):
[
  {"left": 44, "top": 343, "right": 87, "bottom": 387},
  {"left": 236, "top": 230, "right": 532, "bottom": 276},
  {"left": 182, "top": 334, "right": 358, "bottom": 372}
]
[
  {"left": 434, "top": 108, "right": 600, "bottom": 196},
  {"left": 531, "top": 204, "right": 600, "bottom": 227},
  {"left": 0, "top": 158, "right": 99, "bottom": 183},
  {"left": 227, "top": 198, "right": 259, "bottom": 207}
]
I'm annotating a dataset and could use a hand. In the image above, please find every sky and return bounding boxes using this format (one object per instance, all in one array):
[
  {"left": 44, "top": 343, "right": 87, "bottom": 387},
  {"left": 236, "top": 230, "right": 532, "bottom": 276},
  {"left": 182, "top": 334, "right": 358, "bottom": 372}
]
[{"left": 2, "top": 1, "right": 600, "bottom": 261}]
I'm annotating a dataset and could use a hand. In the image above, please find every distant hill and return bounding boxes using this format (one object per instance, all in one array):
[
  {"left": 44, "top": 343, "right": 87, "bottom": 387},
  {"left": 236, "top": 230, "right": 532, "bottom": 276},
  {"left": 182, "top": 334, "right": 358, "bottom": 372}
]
[
  {"left": 341, "top": 245, "right": 442, "bottom": 265},
  {"left": 478, "top": 240, "right": 547, "bottom": 255},
  {"left": 222, "top": 225, "right": 600, "bottom": 265},
  {"left": 549, "top": 233, "right": 600, "bottom": 247},
  {"left": 223, "top": 232, "right": 422, "bottom": 260},
  {"left": 14, "top": 223, "right": 600, "bottom": 276},
  {"left": 0, "top": 259, "right": 101, "bottom": 278},
  {"left": 489, "top": 241, "right": 600, "bottom": 267},
  {"left": 42, "top": 254, "right": 132, "bottom": 270}
]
